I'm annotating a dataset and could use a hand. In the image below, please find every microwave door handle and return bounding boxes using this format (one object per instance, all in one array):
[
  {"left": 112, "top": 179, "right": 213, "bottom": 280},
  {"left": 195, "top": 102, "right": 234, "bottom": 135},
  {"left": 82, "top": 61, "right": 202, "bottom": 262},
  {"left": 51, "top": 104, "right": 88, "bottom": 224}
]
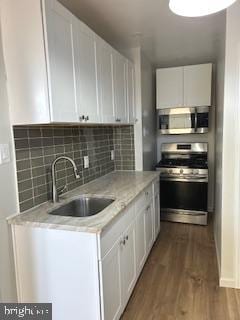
[{"left": 194, "top": 107, "right": 197, "bottom": 132}]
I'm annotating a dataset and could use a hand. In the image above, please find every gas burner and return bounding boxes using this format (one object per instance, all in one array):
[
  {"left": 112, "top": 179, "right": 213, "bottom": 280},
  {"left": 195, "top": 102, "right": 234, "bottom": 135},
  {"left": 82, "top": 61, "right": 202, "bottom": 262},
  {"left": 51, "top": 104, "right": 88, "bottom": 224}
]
[{"left": 156, "top": 144, "right": 208, "bottom": 170}]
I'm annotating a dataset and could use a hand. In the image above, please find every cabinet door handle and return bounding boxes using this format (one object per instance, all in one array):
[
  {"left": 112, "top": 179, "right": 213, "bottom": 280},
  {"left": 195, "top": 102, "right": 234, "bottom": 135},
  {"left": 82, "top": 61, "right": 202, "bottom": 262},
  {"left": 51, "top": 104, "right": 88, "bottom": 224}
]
[
  {"left": 85, "top": 116, "right": 89, "bottom": 121},
  {"left": 146, "top": 205, "right": 150, "bottom": 212},
  {"left": 120, "top": 239, "right": 126, "bottom": 246},
  {"left": 145, "top": 191, "right": 149, "bottom": 196},
  {"left": 79, "top": 115, "right": 85, "bottom": 122},
  {"left": 125, "top": 235, "right": 129, "bottom": 241},
  {"left": 115, "top": 118, "right": 121, "bottom": 122}
]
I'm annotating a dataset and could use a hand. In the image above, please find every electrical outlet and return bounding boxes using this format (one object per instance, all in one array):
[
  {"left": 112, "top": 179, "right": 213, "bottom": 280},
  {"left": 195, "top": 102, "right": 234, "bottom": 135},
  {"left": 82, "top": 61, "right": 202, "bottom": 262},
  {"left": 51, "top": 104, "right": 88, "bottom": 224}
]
[
  {"left": 84, "top": 156, "right": 89, "bottom": 169},
  {"left": 111, "top": 150, "right": 115, "bottom": 161}
]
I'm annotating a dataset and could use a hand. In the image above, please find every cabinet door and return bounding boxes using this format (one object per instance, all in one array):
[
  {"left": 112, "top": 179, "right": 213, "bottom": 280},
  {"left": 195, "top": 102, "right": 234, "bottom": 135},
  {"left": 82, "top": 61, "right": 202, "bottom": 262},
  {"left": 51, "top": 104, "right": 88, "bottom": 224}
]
[
  {"left": 156, "top": 67, "right": 184, "bottom": 109},
  {"left": 121, "top": 222, "right": 136, "bottom": 306},
  {"left": 100, "top": 241, "right": 122, "bottom": 320},
  {"left": 44, "top": 0, "right": 78, "bottom": 122},
  {"left": 144, "top": 203, "right": 154, "bottom": 254},
  {"left": 135, "top": 208, "right": 146, "bottom": 273},
  {"left": 127, "top": 61, "right": 136, "bottom": 124},
  {"left": 113, "top": 51, "right": 128, "bottom": 123},
  {"left": 73, "top": 21, "right": 101, "bottom": 123},
  {"left": 97, "top": 39, "right": 115, "bottom": 123},
  {"left": 154, "top": 193, "right": 160, "bottom": 240},
  {"left": 184, "top": 64, "right": 212, "bottom": 107}
]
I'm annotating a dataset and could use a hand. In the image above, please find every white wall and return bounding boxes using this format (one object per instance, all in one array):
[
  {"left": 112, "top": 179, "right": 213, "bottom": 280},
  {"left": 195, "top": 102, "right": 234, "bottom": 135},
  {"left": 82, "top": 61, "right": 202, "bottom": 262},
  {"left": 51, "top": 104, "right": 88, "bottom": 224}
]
[
  {"left": 214, "top": 15, "right": 226, "bottom": 277},
  {"left": 129, "top": 47, "right": 143, "bottom": 171},
  {"left": 122, "top": 47, "right": 156, "bottom": 171},
  {"left": 218, "top": 1, "right": 240, "bottom": 288},
  {"left": 141, "top": 53, "right": 156, "bottom": 170},
  {"left": 0, "top": 21, "right": 18, "bottom": 301}
]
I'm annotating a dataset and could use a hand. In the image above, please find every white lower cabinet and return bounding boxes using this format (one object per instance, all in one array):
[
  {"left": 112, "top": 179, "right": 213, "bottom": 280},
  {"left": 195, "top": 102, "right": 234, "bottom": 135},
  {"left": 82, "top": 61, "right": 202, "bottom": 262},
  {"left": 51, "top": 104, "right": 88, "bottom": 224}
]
[
  {"left": 11, "top": 178, "right": 160, "bottom": 320},
  {"left": 135, "top": 208, "right": 146, "bottom": 273},
  {"left": 121, "top": 222, "right": 136, "bottom": 306},
  {"left": 154, "top": 192, "right": 160, "bottom": 240},
  {"left": 144, "top": 203, "right": 154, "bottom": 254},
  {"left": 100, "top": 221, "right": 136, "bottom": 320},
  {"left": 100, "top": 241, "right": 122, "bottom": 320},
  {"left": 100, "top": 181, "right": 158, "bottom": 319}
]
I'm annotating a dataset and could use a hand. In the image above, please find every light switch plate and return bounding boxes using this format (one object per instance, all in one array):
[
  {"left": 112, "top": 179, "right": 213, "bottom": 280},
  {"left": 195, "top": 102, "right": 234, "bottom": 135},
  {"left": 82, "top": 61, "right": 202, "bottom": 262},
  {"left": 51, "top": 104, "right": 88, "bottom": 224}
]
[
  {"left": 84, "top": 156, "right": 89, "bottom": 169},
  {"left": 0, "top": 144, "right": 10, "bottom": 164}
]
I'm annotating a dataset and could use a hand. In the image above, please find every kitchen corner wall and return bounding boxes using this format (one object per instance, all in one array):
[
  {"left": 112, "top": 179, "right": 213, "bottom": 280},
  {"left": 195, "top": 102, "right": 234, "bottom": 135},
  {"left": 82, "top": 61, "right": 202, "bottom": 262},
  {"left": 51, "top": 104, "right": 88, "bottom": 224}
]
[
  {"left": 14, "top": 125, "right": 135, "bottom": 212},
  {"left": 0, "top": 23, "right": 18, "bottom": 302}
]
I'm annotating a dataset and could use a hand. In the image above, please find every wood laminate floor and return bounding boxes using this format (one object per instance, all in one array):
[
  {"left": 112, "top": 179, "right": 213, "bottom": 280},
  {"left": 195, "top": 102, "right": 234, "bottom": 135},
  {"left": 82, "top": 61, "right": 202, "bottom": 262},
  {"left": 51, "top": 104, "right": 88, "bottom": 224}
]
[{"left": 122, "top": 220, "right": 240, "bottom": 320}]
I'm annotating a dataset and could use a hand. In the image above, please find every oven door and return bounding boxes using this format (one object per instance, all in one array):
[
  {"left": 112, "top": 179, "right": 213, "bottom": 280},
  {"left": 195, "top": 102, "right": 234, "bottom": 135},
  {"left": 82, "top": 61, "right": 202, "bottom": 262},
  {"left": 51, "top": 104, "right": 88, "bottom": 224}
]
[{"left": 160, "top": 178, "right": 208, "bottom": 212}]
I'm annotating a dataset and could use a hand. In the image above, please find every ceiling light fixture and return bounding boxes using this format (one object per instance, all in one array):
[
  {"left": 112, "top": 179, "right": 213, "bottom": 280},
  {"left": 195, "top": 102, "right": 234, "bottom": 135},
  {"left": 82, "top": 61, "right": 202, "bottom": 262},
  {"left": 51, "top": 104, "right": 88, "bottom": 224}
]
[{"left": 169, "top": 0, "right": 237, "bottom": 17}]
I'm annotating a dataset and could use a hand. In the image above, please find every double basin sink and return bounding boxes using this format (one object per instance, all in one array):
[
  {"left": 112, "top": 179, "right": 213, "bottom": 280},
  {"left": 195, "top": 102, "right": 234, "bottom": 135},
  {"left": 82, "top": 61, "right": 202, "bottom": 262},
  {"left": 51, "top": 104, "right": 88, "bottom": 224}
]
[{"left": 49, "top": 196, "right": 115, "bottom": 218}]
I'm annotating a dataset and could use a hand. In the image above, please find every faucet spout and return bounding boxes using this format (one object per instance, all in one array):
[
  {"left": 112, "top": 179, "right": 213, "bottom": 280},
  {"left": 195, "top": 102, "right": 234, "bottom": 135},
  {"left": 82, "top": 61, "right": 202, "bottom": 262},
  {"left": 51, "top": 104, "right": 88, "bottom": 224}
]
[{"left": 51, "top": 156, "right": 80, "bottom": 203}]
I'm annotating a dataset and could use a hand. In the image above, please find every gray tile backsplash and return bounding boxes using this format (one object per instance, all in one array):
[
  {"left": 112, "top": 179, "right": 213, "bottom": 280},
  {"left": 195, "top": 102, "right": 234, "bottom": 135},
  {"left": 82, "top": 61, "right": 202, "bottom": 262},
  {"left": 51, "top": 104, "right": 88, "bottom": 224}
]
[
  {"left": 14, "top": 125, "right": 135, "bottom": 212},
  {"left": 114, "top": 126, "right": 135, "bottom": 170}
]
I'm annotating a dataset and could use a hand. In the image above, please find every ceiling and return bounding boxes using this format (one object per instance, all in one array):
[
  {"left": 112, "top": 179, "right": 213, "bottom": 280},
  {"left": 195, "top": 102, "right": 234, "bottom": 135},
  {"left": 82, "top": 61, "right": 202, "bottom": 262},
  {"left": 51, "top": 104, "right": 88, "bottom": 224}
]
[{"left": 60, "top": 0, "right": 226, "bottom": 67}]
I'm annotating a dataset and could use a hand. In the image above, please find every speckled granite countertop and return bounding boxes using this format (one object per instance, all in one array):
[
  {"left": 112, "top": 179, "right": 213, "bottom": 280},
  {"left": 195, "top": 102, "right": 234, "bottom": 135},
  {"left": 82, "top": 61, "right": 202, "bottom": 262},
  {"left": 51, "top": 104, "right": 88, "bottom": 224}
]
[{"left": 8, "top": 171, "right": 160, "bottom": 234}]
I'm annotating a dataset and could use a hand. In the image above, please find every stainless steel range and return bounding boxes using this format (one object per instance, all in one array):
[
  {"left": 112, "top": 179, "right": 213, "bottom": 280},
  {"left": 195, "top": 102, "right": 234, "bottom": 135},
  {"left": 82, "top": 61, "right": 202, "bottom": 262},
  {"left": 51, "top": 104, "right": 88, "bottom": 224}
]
[{"left": 156, "top": 143, "right": 208, "bottom": 226}]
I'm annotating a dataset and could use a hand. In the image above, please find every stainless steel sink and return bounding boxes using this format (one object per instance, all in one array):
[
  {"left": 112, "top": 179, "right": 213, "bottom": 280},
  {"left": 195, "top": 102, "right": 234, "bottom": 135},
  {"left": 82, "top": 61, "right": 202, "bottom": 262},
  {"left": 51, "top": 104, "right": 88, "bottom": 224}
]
[{"left": 49, "top": 197, "right": 115, "bottom": 218}]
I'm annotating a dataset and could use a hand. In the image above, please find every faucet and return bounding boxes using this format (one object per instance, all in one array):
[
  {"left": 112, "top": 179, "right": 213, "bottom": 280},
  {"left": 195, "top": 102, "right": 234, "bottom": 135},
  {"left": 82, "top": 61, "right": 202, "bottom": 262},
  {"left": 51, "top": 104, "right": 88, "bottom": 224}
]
[{"left": 51, "top": 156, "right": 80, "bottom": 203}]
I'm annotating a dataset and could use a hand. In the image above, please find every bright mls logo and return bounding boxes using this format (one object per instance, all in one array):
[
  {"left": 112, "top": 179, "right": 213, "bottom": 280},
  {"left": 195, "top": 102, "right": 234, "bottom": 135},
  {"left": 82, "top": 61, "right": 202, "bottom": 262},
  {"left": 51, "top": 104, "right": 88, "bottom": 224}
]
[{"left": 0, "top": 303, "right": 52, "bottom": 319}]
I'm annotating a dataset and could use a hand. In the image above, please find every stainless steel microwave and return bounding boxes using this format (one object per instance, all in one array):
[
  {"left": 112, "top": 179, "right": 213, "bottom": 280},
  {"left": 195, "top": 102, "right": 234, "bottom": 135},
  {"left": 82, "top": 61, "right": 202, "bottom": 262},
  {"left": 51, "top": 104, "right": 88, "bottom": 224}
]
[{"left": 158, "top": 106, "right": 209, "bottom": 134}]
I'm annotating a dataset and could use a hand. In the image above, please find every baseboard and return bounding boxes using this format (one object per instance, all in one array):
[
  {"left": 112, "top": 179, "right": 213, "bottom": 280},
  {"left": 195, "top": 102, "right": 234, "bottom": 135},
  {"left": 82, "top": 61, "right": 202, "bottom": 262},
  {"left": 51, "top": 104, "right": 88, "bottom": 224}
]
[
  {"left": 220, "top": 277, "right": 237, "bottom": 288},
  {"left": 213, "top": 229, "right": 237, "bottom": 288}
]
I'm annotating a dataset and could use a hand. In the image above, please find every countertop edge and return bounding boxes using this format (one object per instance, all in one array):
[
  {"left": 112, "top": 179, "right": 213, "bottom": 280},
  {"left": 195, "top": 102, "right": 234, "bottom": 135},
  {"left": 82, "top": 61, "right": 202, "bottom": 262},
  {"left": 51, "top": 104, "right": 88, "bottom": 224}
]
[{"left": 8, "top": 171, "right": 160, "bottom": 234}]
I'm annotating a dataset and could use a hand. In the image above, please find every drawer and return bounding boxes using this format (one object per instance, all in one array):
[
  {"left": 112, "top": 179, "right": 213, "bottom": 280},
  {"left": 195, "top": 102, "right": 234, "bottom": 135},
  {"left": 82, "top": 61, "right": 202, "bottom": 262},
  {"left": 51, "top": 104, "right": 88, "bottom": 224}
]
[
  {"left": 135, "top": 184, "right": 152, "bottom": 214},
  {"left": 99, "top": 201, "right": 135, "bottom": 259},
  {"left": 153, "top": 178, "right": 160, "bottom": 195}
]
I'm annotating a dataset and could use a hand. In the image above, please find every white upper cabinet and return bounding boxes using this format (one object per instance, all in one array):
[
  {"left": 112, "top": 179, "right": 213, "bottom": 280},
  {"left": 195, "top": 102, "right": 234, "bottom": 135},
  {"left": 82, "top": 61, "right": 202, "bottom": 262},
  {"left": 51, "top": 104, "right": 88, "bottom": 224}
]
[
  {"left": 97, "top": 39, "right": 115, "bottom": 124},
  {"left": 184, "top": 64, "right": 212, "bottom": 107},
  {"left": 73, "top": 21, "right": 101, "bottom": 123},
  {"left": 44, "top": 0, "right": 78, "bottom": 122},
  {"left": 156, "top": 67, "right": 184, "bottom": 109},
  {"left": 113, "top": 51, "right": 128, "bottom": 124},
  {"left": 156, "top": 63, "right": 212, "bottom": 109},
  {"left": 2, "top": 0, "right": 133, "bottom": 125},
  {"left": 1, "top": 0, "right": 52, "bottom": 124},
  {"left": 127, "top": 61, "right": 136, "bottom": 124}
]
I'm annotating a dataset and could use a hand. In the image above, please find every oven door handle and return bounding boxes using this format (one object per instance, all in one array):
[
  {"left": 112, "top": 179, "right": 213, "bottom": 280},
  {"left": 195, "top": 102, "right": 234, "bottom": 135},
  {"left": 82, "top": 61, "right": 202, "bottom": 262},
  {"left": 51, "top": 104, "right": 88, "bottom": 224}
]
[{"left": 161, "top": 176, "right": 208, "bottom": 183}]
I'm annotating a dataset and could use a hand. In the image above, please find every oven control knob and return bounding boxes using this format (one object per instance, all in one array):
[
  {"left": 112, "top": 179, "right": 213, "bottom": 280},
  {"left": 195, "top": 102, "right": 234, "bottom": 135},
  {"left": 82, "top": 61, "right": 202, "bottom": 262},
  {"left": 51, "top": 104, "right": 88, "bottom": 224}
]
[
  {"left": 169, "top": 169, "right": 173, "bottom": 174},
  {"left": 180, "top": 169, "right": 183, "bottom": 175},
  {"left": 194, "top": 169, "right": 199, "bottom": 175}
]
